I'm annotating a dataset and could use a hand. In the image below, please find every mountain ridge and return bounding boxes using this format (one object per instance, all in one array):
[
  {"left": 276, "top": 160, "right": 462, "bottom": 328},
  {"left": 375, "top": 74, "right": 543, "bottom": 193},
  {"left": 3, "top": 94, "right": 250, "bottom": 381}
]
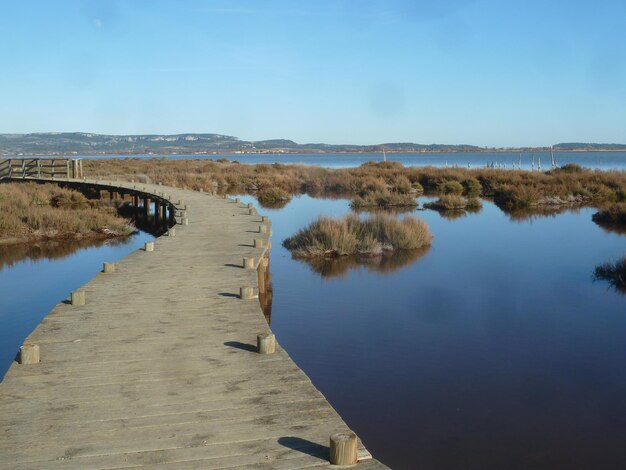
[{"left": 1, "top": 132, "right": 624, "bottom": 155}]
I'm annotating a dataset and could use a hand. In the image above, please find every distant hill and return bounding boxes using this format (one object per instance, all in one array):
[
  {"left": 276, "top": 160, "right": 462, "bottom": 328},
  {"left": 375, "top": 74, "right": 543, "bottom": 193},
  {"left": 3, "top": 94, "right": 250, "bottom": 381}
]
[
  {"left": 0, "top": 132, "right": 483, "bottom": 155},
  {"left": 1, "top": 133, "right": 625, "bottom": 155},
  {"left": 553, "top": 143, "right": 626, "bottom": 151}
]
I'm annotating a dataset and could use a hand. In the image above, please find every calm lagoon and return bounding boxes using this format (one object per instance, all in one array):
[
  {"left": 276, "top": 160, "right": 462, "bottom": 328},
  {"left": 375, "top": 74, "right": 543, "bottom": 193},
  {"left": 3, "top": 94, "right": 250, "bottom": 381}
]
[{"left": 1, "top": 194, "right": 625, "bottom": 469}]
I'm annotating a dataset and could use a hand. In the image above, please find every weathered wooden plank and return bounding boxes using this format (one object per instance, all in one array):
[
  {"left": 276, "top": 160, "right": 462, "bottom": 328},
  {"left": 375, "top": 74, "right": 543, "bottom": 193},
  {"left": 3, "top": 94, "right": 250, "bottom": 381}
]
[{"left": 0, "top": 178, "right": 388, "bottom": 469}]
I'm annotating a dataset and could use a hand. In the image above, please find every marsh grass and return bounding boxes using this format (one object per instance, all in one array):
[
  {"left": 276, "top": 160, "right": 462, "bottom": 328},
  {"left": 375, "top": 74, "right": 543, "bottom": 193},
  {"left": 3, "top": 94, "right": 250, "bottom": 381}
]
[
  {"left": 282, "top": 214, "right": 432, "bottom": 258},
  {"left": 350, "top": 189, "right": 417, "bottom": 209},
  {"left": 0, "top": 183, "right": 134, "bottom": 243},
  {"left": 83, "top": 159, "right": 626, "bottom": 213},
  {"left": 594, "top": 257, "right": 626, "bottom": 292},
  {"left": 592, "top": 203, "right": 626, "bottom": 226},
  {"left": 423, "top": 195, "right": 483, "bottom": 211}
]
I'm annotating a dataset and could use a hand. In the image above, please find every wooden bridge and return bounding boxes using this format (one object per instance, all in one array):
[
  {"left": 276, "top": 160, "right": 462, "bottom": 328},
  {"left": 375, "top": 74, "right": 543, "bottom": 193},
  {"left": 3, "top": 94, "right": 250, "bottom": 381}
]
[{"left": 0, "top": 175, "right": 389, "bottom": 469}]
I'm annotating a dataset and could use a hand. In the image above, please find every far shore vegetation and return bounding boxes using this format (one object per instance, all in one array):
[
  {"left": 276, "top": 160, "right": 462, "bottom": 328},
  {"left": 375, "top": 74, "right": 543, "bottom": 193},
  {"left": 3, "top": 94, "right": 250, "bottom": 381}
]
[
  {"left": 282, "top": 214, "right": 432, "bottom": 258},
  {"left": 83, "top": 159, "right": 626, "bottom": 217},
  {"left": 0, "top": 182, "right": 134, "bottom": 244}
]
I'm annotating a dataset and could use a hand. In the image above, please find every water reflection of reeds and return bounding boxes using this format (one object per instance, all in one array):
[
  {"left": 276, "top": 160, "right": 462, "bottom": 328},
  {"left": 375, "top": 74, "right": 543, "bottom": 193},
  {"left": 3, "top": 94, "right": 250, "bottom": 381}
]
[
  {"left": 0, "top": 237, "right": 133, "bottom": 271},
  {"left": 300, "top": 246, "right": 431, "bottom": 279}
]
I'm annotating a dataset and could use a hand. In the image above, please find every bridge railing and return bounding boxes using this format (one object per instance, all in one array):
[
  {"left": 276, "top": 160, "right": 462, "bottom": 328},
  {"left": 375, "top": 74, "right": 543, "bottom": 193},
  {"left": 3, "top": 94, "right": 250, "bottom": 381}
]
[{"left": 0, "top": 158, "right": 83, "bottom": 180}]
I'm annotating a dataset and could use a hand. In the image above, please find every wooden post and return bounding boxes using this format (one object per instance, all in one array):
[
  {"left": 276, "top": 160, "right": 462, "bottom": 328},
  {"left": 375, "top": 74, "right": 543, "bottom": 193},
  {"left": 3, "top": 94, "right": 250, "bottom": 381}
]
[
  {"left": 254, "top": 239, "right": 264, "bottom": 248},
  {"left": 182, "top": 217, "right": 189, "bottom": 225},
  {"left": 261, "top": 216, "right": 269, "bottom": 223},
  {"left": 145, "top": 242, "right": 154, "bottom": 252},
  {"left": 103, "top": 262, "right": 115, "bottom": 273},
  {"left": 257, "top": 333, "right": 276, "bottom": 354},
  {"left": 167, "top": 228, "right": 176, "bottom": 237},
  {"left": 143, "top": 197, "right": 151, "bottom": 221},
  {"left": 18, "top": 344, "right": 40, "bottom": 365},
  {"left": 247, "top": 203, "right": 253, "bottom": 209},
  {"left": 243, "top": 257, "right": 255, "bottom": 269},
  {"left": 71, "top": 290, "right": 85, "bottom": 306},
  {"left": 259, "top": 225, "right": 267, "bottom": 234},
  {"left": 329, "top": 431, "right": 358, "bottom": 465},
  {"left": 258, "top": 258, "right": 268, "bottom": 294},
  {"left": 154, "top": 201, "right": 160, "bottom": 227},
  {"left": 235, "top": 198, "right": 240, "bottom": 203},
  {"left": 248, "top": 208, "right": 257, "bottom": 215},
  {"left": 240, "top": 287, "right": 255, "bottom": 300}
]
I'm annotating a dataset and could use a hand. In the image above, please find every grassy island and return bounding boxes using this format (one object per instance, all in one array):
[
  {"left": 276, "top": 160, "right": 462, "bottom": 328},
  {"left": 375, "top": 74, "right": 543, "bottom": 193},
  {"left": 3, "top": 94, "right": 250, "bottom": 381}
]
[
  {"left": 282, "top": 214, "right": 432, "bottom": 258},
  {"left": 0, "top": 183, "right": 134, "bottom": 244}
]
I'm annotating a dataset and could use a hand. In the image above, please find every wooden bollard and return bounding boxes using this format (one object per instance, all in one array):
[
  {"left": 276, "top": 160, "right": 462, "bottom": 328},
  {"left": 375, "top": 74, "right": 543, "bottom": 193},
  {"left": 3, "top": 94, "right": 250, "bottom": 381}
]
[
  {"left": 71, "top": 290, "right": 85, "bottom": 306},
  {"left": 182, "top": 217, "right": 189, "bottom": 226},
  {"left": 257, "top": 333, "right": 276, "bottom": 354},
  {"left": 247, "top": 202, "right": 253, "bottom": 209},
  {"left": 254, "top": 238, "right": 264, "bottom": 248},
  {"left": 177, "top": 199, "right": 184, "bottom": 206},
  {"left": 103, "top": 262, "right": 115, "bottom": 273},
  {"left": 240, "top": 287, "right": 255, "bottom": 300},
  {"left": 167, "top": 228, "right": 176, "bottom": 237},
  {"left": 243, "top": 257, "right": 255, "bottom": 269},
  {"left": 261, "top": 216, "right": 269, "bottom": 223},
  {"left": 259, "top": 225, "right": 267, "bottom": 234},
  {"left": 223, "top": 194, "right": 227, "bottom": 199},
  {"left": 235, "top": 198, "right": 240, "bottom": 203},
  {"left": 329, "top": 431, "right": 358, "bottom": 466},
  {"left": 18, "top": 344, "right": 40, "bottom": 365},
  {"left": 145, "top": 242, "right": 154, "bottom": 252},
  {"left": 248, "top": 208, "right": 256, "bottom": 215}
]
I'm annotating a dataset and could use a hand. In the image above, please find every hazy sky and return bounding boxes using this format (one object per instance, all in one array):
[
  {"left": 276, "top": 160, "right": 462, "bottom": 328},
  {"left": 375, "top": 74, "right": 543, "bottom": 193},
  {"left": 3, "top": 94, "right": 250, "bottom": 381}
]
[{"left": 1, "top": 0, "right": 625, "bottom": 146}]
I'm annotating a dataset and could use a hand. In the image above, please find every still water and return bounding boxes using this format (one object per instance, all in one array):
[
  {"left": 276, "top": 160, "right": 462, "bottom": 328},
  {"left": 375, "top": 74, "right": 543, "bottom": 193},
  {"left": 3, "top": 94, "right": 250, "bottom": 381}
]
[
  {"left": 239, "top": 194, "right": 626, "bottom": 470},
  {"left": 1, "top": 197, "right": 626, "bottom": 469},
  {"left": 29, "top": 151, "right": 626, "bottom": 171},
  {"left": 0, "top": 233, "right": 153, "bottom": 379}
]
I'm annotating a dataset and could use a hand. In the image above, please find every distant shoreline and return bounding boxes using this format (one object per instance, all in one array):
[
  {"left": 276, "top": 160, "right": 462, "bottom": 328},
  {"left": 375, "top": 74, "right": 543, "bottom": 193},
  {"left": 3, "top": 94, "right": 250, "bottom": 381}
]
[{"left": 3, "top": 149, "right": 626, "bottom": 158}]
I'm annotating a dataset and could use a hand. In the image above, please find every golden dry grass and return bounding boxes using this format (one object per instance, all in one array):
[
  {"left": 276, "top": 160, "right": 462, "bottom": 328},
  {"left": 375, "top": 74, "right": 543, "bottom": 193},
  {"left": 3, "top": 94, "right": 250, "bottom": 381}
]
[
  {"left": 282, "top": 214, "right": 432, "bottom": 258},
  {"left": 83, "top": 158, "right": 626, "bottom": 213},
  {"left": 0, "top": 182, "right": 134, "bottom": 242}
]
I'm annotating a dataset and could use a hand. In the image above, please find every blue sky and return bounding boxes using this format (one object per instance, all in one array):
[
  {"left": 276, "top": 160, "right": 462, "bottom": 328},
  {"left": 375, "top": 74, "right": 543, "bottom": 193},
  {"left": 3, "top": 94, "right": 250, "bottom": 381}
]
[{"left": 1, "top": 0, "right": 625, "bottom": 146}]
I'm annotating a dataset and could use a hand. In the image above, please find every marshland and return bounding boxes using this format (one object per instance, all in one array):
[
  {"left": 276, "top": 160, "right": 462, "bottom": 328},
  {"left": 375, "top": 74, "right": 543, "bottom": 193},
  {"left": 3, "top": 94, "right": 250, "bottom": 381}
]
[{"left": 2, "top": 156, "right": 626, "bottom": 470}]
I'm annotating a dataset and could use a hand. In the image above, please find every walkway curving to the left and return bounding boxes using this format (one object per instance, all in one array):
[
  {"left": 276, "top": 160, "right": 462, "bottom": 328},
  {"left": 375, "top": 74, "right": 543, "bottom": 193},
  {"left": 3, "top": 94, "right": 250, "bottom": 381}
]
[{"left": 0, "top": 177, "right": 390, "bottom": 470}]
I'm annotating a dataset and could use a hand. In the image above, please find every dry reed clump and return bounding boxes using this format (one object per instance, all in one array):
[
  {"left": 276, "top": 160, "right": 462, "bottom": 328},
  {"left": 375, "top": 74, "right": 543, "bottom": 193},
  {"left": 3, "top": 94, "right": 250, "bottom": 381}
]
[
  {"left": 594, "top": 257, "right": 626, "bottom": 292},
  {"left": 592, "top": 203, "right": 626, "bottom": 226},
  {"left": 350, "top": 189, "right": 417, "bottom": 209},
  {"left": 0, "top": 183, "right": 134, "bottom": 242},
  {"left": 257, "top": 187, "right": 292, "bottom": 208},
  {"left": 83, "top": 158, "right": 626, "bottom": 212},
  {"left": 424, "top": 195, "right": 482, "bottom": 211},
  {"left": 282, "top": 214, "right": 432, "bottom": 258}
]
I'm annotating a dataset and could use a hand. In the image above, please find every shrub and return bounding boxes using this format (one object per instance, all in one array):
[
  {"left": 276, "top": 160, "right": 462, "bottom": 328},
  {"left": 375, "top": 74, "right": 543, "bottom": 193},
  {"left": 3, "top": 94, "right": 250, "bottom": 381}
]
[
  {"left": 424, "top": 195, "right": 469, "bottom": 210},
  {"left": 437, "top": 180, "right": 464, "bottom": 195},
  {"left": 462, "top": 177, "right": 482, "bottom": 196},
  {"left": 592, "top": 203, "right": 626, "bottom": 226},
  {"left": 257, "top": 187, "right": 291, "bottom": 207},
  {"left": 283, "top": 214, "right": 432, "bottom": 258},
  {"left": 350, "top": 189, "right": 417, "bottom": 209}
]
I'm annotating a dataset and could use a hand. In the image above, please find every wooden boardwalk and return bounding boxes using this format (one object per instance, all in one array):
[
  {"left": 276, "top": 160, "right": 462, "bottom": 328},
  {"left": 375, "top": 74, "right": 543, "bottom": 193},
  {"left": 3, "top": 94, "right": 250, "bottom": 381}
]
[{"left": 0, "top": 180, "right": 389, "bottom": 469}]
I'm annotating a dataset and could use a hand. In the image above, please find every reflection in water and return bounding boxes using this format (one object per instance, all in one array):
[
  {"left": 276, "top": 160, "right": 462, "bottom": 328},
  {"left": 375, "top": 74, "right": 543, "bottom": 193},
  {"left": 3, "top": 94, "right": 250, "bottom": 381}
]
[
  {"left": 298, "top": 247, "right": 431, "bottom": 279},
  {"left": 594, "top": 257, "right": 626, "bottom": 294},
  {"left": 257, "top": 197, "right": 291, "bottom": 209},
  {"left": 593, "top": 220, "right": 626, "bottom": 236},
  {"left": 0, "top": 237, "right": 134, "bottom": 271},
  {"left": 504, "top": 204, "right": 583, "bottom": 222},
  {"left": 352, "top": 205, "right": 419, "bottom": 216}
]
